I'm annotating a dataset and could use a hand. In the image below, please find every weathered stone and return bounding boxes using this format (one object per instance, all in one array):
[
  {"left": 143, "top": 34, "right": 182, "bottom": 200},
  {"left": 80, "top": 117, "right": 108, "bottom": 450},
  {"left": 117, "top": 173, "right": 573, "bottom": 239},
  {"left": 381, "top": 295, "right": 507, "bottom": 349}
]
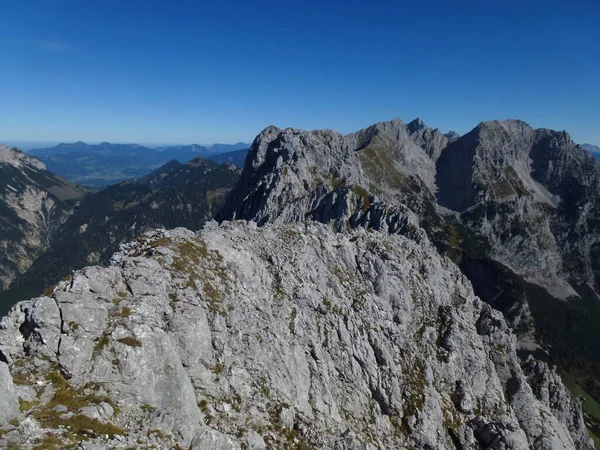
[
  {"left": 0, "top": 362, "right": 19, "bottom": 425},
  {"left": 52, "top": 404, "right": 68, "bottom": 413}
]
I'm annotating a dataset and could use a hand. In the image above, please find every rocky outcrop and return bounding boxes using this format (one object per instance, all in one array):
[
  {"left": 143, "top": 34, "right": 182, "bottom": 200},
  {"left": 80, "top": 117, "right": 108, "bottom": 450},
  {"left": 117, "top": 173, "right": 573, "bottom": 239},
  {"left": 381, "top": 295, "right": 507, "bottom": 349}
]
[
  {"left": 0, "top": 362, "right": 19, "bottom": 425},
  {"left": 0, "top": 223, "right": 593, "bottom": 449},
  {"left": 217, "top": 118, "right": 448, "bottom": 229}
]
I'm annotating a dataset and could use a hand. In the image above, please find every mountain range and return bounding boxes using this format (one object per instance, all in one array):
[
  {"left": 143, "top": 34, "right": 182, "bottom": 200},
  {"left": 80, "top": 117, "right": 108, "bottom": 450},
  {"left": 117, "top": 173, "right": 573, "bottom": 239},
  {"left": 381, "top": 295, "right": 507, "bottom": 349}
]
[
  {"left": 0, "top": 145, "right": 89, "bottom": 292},
  {"left": 0, "top": 150, "right": 240, "bottom": 316},
  {"left": 27, "top": 141, "right": 249, "bottom": 188},
  {"left": 583, "top": 144, "right": 600, "bottom": 161},
  {"left": 1, "top": 119, "right": 600, "bottom": 448}
]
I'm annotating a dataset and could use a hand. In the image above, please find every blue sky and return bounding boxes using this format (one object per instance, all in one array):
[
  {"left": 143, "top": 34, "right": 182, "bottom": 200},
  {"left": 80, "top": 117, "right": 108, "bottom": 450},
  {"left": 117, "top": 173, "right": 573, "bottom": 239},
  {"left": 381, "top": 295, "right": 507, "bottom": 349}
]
[{"left": 0, "top": 0, "right": 598, "bottom": 145}]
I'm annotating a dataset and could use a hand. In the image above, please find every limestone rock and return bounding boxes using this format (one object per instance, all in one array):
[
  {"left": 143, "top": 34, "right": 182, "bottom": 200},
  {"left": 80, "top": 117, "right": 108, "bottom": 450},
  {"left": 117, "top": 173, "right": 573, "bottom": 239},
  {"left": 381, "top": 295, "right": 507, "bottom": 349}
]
[
  {"left": 0, "top": 223, "right": 592, "bottom": 449},
  {"left": 0, "top": 362, "right": 19, "bottom": 425}
]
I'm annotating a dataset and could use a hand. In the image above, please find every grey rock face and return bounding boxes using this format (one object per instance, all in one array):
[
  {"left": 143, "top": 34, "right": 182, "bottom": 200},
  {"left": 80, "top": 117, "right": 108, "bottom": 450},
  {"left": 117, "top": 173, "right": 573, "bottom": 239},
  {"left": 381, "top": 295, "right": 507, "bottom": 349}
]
[
  {"left": 0, "top": 223, "right": 593, "bottom": 449},
  {"left": 0, "top": 144, "right": 46, "bottom": 170},
  {"left": 434, "top": 120, "right": 589, "bottom": 295},
  {"left": 217, "top": 118, "right": 450, "bottom": 242},
  {"left": 0, "top": 361, "right": 19, "bottom": 425},
  {"left": 219, "top": 119, "right": 600, "bottom": 407}
]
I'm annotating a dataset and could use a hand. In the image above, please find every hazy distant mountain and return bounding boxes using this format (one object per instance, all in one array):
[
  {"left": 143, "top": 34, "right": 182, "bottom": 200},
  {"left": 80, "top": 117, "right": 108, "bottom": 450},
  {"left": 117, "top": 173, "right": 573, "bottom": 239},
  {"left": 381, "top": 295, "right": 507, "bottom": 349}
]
[
  {"left": 154, "top": 142, "right": 249, "bottom": 153},
  {"left": 209, "top": 142, "right": 250, "bottom": 153},
  {"left": 205, "top": 148, "right": 248, "bottom": 167},
  {"left": 28, "top": 141, "right": 154, "bottom": 158},
  {"left": 27, "top": 141, "right": 250, "bottom": 188},
  {"left": 583, "top": 143, "right": 600, "bottom": 162}
]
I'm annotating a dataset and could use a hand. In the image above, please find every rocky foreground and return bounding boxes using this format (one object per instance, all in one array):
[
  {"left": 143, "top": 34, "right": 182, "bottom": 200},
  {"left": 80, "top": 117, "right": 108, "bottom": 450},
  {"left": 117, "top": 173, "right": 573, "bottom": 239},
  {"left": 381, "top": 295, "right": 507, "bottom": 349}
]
[{"left": 0, "top": 220, "right": 593, "bottom": 449}]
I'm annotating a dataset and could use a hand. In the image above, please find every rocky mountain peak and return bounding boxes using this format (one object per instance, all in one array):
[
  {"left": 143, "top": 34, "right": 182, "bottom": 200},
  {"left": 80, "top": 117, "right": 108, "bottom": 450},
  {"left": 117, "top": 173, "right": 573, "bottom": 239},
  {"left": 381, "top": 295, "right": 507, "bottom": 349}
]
[
  {"left": 0, "top": 144, "right": 46, "bottom": 171},
  {"left": 445, "top": 130, "right": 461, "bottom": 143}
]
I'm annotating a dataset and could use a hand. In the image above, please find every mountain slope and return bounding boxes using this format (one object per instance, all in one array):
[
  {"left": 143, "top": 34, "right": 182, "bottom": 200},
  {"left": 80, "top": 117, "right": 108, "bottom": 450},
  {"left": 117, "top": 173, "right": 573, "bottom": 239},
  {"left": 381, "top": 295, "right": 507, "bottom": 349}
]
[
  {"left": 218, "top": 118, "right": 600, "bottom": 439},
  {"left": 0, "top": 158, "right": 240, "bottom": 315},
  {"left": 0, "top": 222, "right": 591, "bottom": 449},
  {"left": 0, "top": 144, "right": 87, "bottom": 291},
  {"left": 433, "top": 121, "right": 600, "bottom": 379}
]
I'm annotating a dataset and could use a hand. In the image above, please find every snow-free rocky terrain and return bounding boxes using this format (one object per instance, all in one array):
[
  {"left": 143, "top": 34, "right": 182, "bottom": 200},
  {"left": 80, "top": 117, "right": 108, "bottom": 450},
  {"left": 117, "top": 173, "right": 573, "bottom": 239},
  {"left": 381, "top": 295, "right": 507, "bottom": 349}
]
[
  {"left": 0, "top": 222, "right": 592, "bottom": 449},
  {"left": 0, "top": 118, "right": 598, "bottom": 449}
]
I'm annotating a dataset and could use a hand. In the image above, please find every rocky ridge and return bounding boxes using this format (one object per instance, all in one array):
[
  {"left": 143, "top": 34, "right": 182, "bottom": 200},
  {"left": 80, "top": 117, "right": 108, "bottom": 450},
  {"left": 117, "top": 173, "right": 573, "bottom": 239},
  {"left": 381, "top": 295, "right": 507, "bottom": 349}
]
[
  {"left": 1, "top": 118, "right": 598, "bottom": 449},
  {"left": 0, "top": 221, "right": 593, "bottom": 449},
  {"left": 219, "top": 119, "right": 600, "bottom": 394},
  {"left": 217, "top": 118, "right": 600, "bottom": 439}
]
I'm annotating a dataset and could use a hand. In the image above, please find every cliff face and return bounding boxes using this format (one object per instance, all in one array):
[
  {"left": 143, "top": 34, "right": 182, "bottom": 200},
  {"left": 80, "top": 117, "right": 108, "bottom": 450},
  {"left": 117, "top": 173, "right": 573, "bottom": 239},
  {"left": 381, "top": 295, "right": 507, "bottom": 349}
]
[
  {"left": 436, "top": 120, "right": 600, "bottom": 298},
  {"left": 0, "top": 144, "right": 87, "bottom": 291},
  {"left": 0, "top": 223, "right": 592, "bottom": 449}
]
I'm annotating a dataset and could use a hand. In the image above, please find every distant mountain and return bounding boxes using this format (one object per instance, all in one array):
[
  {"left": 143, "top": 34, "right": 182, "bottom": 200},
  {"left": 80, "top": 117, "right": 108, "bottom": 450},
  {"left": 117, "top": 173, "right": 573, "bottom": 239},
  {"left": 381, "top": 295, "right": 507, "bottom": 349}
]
[
  {"left": 205, "top": 148, "right": 248, "bottom": 168},
  {"left": 152, "top": 143, "right": 209, "bottom": 155},
  {"left": 0, "top": 157, "right": 240, "bottom": 315},
  {"left": 154, "top": 142, "right": 249, "bottom": 154},
  {"left": 209, "top": 142, "right": 250, "bottom": 153},
  {"left": 26, "top": 141, "right": 250, "bottom": 188},
  {"left": 583, "top": 143, "right": 600, "bottom": 162},
  {"left": 28, "top": 141, "right": 154, "bottom": 158},
  {"left": 0, "top": 144, "right": 88, "bottom": 291}
]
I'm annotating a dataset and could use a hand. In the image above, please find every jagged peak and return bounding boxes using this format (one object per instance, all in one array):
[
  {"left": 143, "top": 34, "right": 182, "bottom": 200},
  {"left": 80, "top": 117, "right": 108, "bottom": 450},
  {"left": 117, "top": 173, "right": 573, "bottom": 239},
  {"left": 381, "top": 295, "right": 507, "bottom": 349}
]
[
  {"left": 445, "top": 131, "right": 461, "bottom": 143},
  {"left": 471, "top": 119, "right": 577, "bottom": 149},
  {"left": 407, "top": 117, "right": 427, "bottom": 132}
]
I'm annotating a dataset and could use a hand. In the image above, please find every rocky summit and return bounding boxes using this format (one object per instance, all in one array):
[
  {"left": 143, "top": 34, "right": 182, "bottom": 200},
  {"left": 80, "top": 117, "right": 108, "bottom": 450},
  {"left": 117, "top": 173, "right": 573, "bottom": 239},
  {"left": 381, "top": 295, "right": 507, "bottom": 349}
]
[{"left": 0, "top": 118, "right": 599, "bottom": 449}]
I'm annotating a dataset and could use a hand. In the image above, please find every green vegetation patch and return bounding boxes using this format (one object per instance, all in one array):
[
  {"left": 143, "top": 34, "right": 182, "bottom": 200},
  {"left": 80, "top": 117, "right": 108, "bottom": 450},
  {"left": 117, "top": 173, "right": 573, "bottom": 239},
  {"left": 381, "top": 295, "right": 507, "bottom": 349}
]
[
  {"left": 351, "top": 185, "right": 371, "bottom": 213},
  {"left": 563, "top": 376, "right": 600, "bottom": 443},
  {"left": 18, "top": 367, "right": 124, "bottom": 443},
  {"left": 358, "top": 144, "right": 407, "bottom": 190},
  {"left": 117, "top": 336, "right": 143, "bottom": 347}
]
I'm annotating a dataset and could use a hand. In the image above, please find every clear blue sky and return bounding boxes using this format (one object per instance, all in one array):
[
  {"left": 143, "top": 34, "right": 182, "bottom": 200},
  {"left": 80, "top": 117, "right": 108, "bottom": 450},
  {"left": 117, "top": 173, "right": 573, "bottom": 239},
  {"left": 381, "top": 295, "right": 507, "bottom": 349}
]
[{"left": 0, "top": 0, "right": 598, "bottom": 145}]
